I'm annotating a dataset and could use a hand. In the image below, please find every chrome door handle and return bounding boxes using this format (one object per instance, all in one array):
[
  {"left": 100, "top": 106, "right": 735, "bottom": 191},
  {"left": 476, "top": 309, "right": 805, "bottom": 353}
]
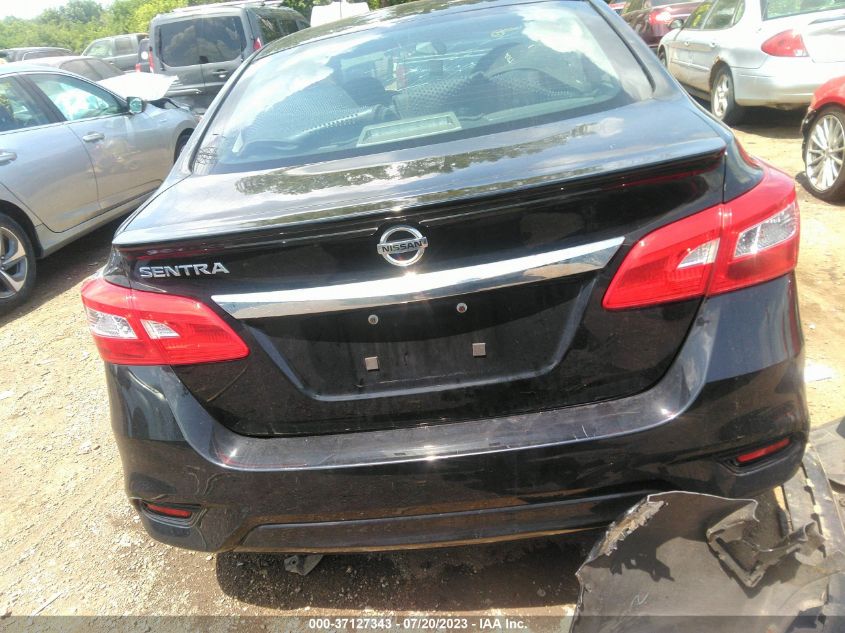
[
  {"left": 213, "top": 237, "right": 624, "bottom": 319},
  {"left": 0, "top": 150, "right": 17, "bottom": 165},
  {"left": 82, "top": 132, "right": 105, "bottom": 143},
  {"left": 212, "top": 69, "right": 229, "bottom": 78},
  {"left": 709, "top": 42, "right": 717, "bottom": 48}
]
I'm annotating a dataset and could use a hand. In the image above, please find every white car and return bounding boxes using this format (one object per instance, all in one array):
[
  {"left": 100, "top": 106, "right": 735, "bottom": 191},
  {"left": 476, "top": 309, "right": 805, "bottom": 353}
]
[
  {"left": 658, "top": 0, "right": 845, "bottom": 123},
  {"left": 0, "top": 65, "right": 195, "bottom": 313}
]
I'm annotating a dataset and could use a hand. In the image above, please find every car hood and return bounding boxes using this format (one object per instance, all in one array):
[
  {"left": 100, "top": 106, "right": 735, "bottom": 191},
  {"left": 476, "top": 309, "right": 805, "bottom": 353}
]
[
  {"left": 114, "top": 98, "right": 727, "bottom": 247},
  {"left": 100, "top": 73, "right": 176, "bottom": 101}
]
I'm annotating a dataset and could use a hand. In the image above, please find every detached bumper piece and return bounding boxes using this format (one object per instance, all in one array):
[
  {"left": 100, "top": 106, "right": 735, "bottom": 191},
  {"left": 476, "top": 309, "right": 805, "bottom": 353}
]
[{"left": 571, "top": 449, "right": 845, "bottom": 633}]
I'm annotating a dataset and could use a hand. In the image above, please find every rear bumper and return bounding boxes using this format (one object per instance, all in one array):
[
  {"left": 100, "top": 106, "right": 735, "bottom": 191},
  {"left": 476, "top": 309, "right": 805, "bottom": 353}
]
[
  {"left": 734, "top": 59, "right": 845, "bottom": 107},
  {"left": 108, "top": 275, "right": 808, "bottom": 552}
]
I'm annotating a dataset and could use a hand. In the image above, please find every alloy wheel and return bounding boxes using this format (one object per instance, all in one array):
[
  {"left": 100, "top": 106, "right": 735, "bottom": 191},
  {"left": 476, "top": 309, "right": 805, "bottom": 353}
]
[
  {"left": 712, "top": 73, "right": 731, "bottom": 119},
  {"left": 805, "top": 113, "right": 845, "bottom": 192},
  {"left": 0, "top": 226, "right": 29, "bottom": 300}
]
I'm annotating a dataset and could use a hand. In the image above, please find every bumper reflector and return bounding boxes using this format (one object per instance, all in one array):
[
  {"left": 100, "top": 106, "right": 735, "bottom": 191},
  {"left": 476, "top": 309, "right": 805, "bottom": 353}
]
[
  {"left": 142, "top": 502, "right": 194, "bottom": 519},
  {"left": 735, "top": 438, "right": 791, "bottom": 465}
]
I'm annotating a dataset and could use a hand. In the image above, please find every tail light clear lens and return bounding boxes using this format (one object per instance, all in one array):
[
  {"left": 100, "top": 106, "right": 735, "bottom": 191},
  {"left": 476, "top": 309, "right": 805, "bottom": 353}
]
[
  {"left": 761, "top": 30, "right": 808, "bottom": 57},
  {"left": 603, "top": 164, "right": 799, "bottom": 310},
  {"left": 81, "top": 277, "right": 249, "bottom": 365}
]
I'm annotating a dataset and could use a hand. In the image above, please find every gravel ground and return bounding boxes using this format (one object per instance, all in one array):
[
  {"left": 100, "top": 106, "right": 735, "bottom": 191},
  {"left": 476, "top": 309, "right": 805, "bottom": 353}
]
[{"left": 1, "top": 108, "right": 843, "bottom": 622}]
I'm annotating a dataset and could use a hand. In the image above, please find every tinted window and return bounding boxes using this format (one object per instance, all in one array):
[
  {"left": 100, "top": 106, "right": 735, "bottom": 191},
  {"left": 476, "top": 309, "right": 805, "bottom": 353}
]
[
  {"left": 115, "top": 36, "right": 136, "bottom": 55},
  {"left": 62, "top": 59, "right": 98, "bottom": 80},
  {"left": 684, "top": 3, "right": 713, "bottom": 28},
  {"left": 0, "top": 78, "right": 51, "bottom": 131},
  {"left": 159, "top": 19, "right": 199, "bottom": 67},
  {"left": 702, "top": 0, "right": 742, "bottom": 27},
  {"left": 198, "top": 16, "right": 245, "bottom": 63},
  {"left": 86, "top": 40, "right": 113, "bottom": 58},
  {"left": 31, "top": 74, "right": 123, "bottom": 121},
  {"left": 196, "top": 2, "right": 651, "bottom": 173},
  {"left": 87, "top": 59, "right": 122, "bottom": 79},
  {"left": 762, "top": 0, "right": 844, "bottom": 18},
  {"left": 23, "top": 50, "right": 65, "bottom": 60},
  {"left": 257, "top": 14, "right": 283, "bottom": 42}
]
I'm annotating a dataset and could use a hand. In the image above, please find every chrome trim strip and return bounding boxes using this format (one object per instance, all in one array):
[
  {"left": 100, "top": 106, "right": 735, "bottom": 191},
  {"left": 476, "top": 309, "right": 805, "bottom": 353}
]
[{"left": 212, "top": 237, "right": 624, "bottom": 319}]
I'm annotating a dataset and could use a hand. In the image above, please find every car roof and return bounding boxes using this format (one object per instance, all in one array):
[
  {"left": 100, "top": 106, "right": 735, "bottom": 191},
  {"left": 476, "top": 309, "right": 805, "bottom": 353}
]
[
  {"left": 0, "top": 46, "right": 70, "bottom": 52},
  {"left": 0, "top": 63, "right": 99, "bottom": 78},
  {"left": 18, "top": 55, "right": 103, "bottom": 67},
  {"left": 89, "top": 33, "right": 147, "bottom": 41},
  {"left": 153, "top": 0, "right": 302, "bottom": 20}
]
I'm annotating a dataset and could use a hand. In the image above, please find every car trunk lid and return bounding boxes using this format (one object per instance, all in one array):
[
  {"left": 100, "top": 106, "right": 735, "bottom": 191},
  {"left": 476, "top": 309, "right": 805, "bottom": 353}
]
[{"left": 114, "top": 102, "right": 728, "bottom": 437}]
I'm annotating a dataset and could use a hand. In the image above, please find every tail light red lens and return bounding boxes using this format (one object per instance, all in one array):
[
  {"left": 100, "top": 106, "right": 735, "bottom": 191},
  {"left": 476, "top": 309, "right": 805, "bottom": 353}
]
[
  {"left": 148, "top": 47, "right": 155, "bottom": 73},
  {"left": 649, "top": 9, "right": 673, "bottom": 24},
  {"left": 81, "top": 277, "right": 249, "bottom": 366},
  {"left": 761, "top": 30, "right": 808, "bottom": 57},
  {"left": 253, "top": 37, "right": 263, "bottom": 51},
  {"left": 603, "top": 165, "right": 798, "bottom": 310}
]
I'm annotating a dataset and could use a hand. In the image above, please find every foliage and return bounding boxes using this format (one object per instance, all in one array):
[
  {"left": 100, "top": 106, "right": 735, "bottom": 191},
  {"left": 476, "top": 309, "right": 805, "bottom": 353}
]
[{"left": 0, "top": 0, "right": 410, "bottom": 53}]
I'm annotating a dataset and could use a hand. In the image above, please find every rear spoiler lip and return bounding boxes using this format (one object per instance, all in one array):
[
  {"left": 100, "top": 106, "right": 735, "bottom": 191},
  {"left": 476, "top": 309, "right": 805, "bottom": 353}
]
[{"left": 112, "top": 141, "right": 726, "bottom": 255}]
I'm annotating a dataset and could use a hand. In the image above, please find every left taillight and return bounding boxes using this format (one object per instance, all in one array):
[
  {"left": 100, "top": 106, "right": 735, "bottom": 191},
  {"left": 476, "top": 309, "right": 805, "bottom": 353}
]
[
  {"left": 80, "top": 277, "right": 249, "bottom": 365},
  {"left": 603, "top": 164, "right": 799, "bottom": 310},
  {"left": 761, "top": 30, "right": 808, "bottom": 57}
]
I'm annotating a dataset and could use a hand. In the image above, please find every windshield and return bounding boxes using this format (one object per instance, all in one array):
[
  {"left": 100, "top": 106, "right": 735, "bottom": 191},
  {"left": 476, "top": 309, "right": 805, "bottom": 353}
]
[
  {"left": 194, "top": 1, "right": 651, "bottom": 174},
  {"left": 762, "top": 0, "right": 845, "bottom": 19}
]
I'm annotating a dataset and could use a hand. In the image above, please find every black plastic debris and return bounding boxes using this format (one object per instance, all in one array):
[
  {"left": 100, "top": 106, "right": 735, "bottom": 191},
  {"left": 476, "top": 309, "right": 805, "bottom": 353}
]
[{"left": 570, "top": 450, "right": 845, "bottom": 633}]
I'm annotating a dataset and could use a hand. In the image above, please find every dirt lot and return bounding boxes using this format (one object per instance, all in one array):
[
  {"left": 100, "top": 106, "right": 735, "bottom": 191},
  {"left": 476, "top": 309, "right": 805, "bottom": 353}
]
[{"left": 1, "top": 109, "right": 843, "bottom": 623}]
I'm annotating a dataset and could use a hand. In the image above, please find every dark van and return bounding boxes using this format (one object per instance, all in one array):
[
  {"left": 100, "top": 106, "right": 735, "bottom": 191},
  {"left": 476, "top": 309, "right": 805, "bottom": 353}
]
[{"left": 150, "top": 1, "right": 308, "bottom": 112}]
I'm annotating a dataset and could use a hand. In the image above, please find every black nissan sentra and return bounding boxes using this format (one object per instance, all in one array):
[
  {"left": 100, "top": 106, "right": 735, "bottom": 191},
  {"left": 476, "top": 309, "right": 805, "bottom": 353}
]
[{"left": 82, "top": 0, "right": 807, "bottom": 553}]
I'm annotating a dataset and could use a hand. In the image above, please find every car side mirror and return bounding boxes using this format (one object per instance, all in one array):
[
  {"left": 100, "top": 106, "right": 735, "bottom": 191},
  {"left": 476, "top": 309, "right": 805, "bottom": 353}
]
[
  {"left": 670, "top": 18, "right": 685, "bottom": 29},
  {"left": 127, "top": 97, "right": 144, "bottom": 115}
]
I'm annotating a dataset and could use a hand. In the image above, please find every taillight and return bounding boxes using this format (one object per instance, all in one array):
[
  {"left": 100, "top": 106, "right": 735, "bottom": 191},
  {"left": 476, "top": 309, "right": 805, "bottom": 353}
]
[
  {"left": 603, "top": 165, "right": 798, "bottom": 310},
  {"left": 148, "top": 47, "right": 155, "bottom": 72},
  {"left": 135, "top": 63, "right": 142, "bottom": 72},
  {"left": 80, "top": 277, "right": 249, "bottom": 365},
  {"left": 761, "top": 30, "right": 808, "bottom": 57},
  {"left": 253, "top": 37, "right": 263, "bottom": 51},
  {"left": 649, "top": 9, "right": 673, "bottom": 25}
]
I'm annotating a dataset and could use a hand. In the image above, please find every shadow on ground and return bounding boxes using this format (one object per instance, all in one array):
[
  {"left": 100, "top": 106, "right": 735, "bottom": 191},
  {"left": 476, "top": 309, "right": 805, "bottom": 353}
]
[
  {"left": 216, "top": 535, "right": 597, "bottom": 612},
  {"left": 733, "top": 108, "right": 805, "bottom": 139},
  {"left": 0, "top": 220, "right": 119, "bottom": 329}
]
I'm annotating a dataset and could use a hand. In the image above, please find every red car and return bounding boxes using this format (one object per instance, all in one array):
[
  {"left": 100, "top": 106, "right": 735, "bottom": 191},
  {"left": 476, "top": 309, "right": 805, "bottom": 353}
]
[
  {"left": 619, "top": 0, "right": 702, "bottom": 49},
  {"left": 803, "top": 76, "right": 845, "bottom": 202}
]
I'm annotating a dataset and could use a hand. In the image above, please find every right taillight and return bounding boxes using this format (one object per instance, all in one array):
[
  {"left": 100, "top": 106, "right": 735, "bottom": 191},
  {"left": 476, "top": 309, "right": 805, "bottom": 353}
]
[
  {"left": 761, "top": 30, "right": 808, "bottom": 57},
  {"left": 603, "top": 165, "right": 799, "bottom": 310},
  {"left": 81, "top": 277, "right": 249, "bottom": 365}
]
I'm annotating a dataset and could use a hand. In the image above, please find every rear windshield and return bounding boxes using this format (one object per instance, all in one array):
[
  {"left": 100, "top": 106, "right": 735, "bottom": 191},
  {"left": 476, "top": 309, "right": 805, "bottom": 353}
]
[
  {"left": 255, "top": 10, "right": 300, "bottom": 43},
  {"left": 159, "top": 16, "right": 246, "bottom": 66},
  {"left": 194, "top": 1, "right": 651, "bottom": 174},
  {"left": 762, "top": 0, "right": 845, "bottom": 19}
]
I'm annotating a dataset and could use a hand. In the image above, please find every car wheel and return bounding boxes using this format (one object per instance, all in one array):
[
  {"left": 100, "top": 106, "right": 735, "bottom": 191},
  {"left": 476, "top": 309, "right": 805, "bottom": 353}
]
[
  {"left": 804, "top": 106, "right": 845, "bottom": 202},
  {"left": 710, "top": 66, "right": 745, "bottom": 126},
  {"left": 0, "top": 213, "right": 36, "bottom": 315},
  {"left": 174, "top": 131, "right": 192, "bottom": 163},
  {"left": 658, "top": 48, "right": 668, "bottom": 67}
]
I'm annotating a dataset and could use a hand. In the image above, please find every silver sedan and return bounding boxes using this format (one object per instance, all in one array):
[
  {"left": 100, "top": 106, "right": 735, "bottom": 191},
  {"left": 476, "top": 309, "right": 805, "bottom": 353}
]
[
  {"left": 0, "top": 65, "right": 195, "bottom": 314},
  {"left": 658, "top": 0, "right": 845, "bottom": 124}
]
